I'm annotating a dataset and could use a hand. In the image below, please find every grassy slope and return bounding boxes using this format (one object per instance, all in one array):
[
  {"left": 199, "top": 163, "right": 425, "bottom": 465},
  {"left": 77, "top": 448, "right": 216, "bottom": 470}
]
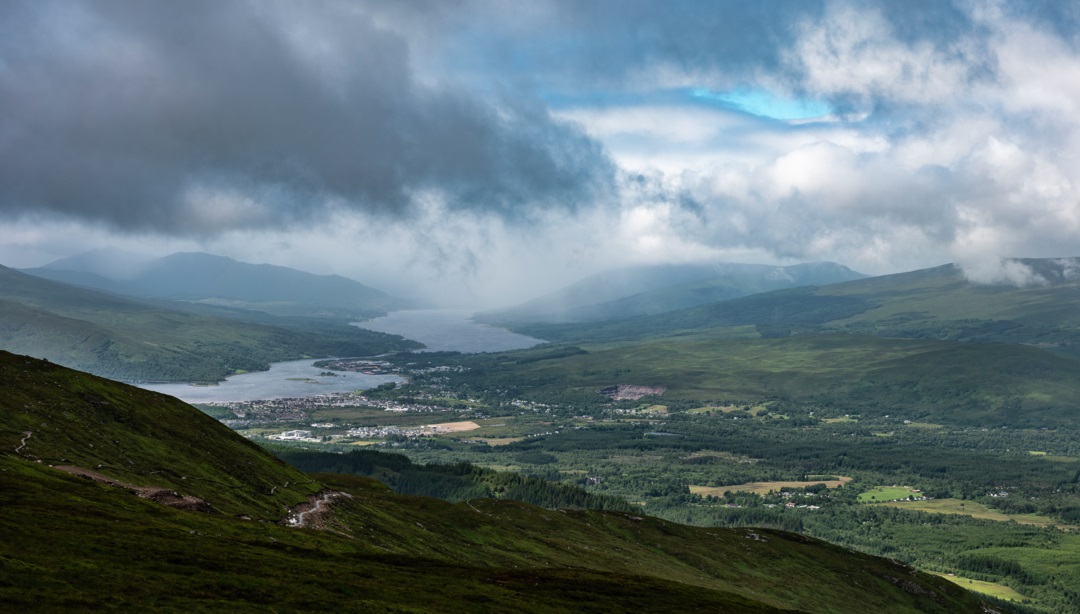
[
  {"left": 0, "top": 265, "right": 419, "bottom": 381},
  {"left": 277, "top": 447, "right": 636, "bottom": 511},
  {"left": 0, "top": 455, "right": 995, "bottom": 613},
  {"left": 483, "top": 262, "right": 865, "bottom": 325},
  {"left": 462, "top": 335, "right": 1080, "bottom": 426},
  {"left": 0, "top": 351, "right": 994, "bottom": 612},
  {"left": 0, "top": 350, "right": 320, "bottom": 518},
  {"left": 515, "top": 260, "right": 1080, "bottom": 351}
]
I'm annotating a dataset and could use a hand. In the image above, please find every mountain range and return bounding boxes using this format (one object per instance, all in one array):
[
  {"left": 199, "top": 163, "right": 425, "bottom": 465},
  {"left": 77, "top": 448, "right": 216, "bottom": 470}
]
[
  {"left": 0, "top": 264, "right": 419, "bottom": 382},
  {"left": 482, "top": 261, "right": 866, "bottom": 324},
  {"left": 25, "top": 248, "right": 411, "bottom": 318},
  {"left": 511, "top": 258, "right": 1080, "bottom": 353}
]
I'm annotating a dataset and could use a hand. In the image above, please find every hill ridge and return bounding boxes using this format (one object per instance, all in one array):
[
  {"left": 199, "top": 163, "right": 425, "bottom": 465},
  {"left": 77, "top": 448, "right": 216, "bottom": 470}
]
[
  {"left": 484, "top": 260, "right": 866, "bottom": 324},
  {"left": 0, "top": 263, "right": 420, "bottom": 381},
  {"left": 27, "top": 249, "right": 411, "bottom": 318}
]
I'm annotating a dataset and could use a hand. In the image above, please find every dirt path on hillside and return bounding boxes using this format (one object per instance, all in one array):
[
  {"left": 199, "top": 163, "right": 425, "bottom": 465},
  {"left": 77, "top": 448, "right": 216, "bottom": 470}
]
[
  {"left": 283, "top": 491, "right": 352, "bottom": 529},
  {"left": 53, "top": 465, "right": 216, "bottom": 512},
  {"left": 15, "top": 431, "right": 31, "bottom": 454}
]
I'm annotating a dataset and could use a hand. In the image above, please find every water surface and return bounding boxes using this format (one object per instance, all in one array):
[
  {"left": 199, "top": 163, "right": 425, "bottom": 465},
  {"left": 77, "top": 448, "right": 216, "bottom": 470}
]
[
  {"left": 139, "top": 359, "right": 404, "bottom": 403},
  {"left": 352, "top": 309, "right": 545, "bottom": 353}
]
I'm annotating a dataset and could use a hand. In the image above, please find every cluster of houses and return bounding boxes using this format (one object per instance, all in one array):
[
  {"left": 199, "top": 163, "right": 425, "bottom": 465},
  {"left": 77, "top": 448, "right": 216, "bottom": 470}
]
[
  {"left": 313, "top": 359, "right": 398, "bottom": 375},
  {"left": 269, "top": 429, "right": 319, "bottom": 442},
  {"left": 346, "top": 425, "right": 437, "bottom": 439},
  {"left": 209, "top": 391, "right": 460, "bottom": 428}
]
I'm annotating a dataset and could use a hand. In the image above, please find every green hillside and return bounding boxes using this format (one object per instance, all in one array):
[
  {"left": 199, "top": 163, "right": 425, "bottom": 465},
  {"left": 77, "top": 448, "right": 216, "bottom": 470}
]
[
  {"left": 0, "top": 351, "right": 995, "bottom": 612},
  {"left": 28, "top": 250, "right": 412, "bottom": 318},
  {"left": 0, "top": 264, "right": 420, "bottom": 381},
  {"left": 0, "top": 350, "right": 321, "bottom": 517},
  {"left": 444, "top": 335, "right": 1080, "bottom": 427},
  {"left": 277, "top": 447, "right": 636, "bottom": 511},
  {"left": 514, "top": 259, "right": 1080, "bottom": 354},
  {"left": 483, "top": 261, "right": 865, "bottom": 324}
]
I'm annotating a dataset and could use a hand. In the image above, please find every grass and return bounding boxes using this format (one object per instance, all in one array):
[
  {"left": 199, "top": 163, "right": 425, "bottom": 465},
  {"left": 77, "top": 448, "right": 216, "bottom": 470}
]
[
  {"left": 692, "top": 477, "right": 852, "bottom": 497},
  {"left": 878, "top": 498, "right": 1075, "bottom": 529},
  {"left": 905, "top": 422, "right": 945, "bottom": 429},
  {"left": 859, "top": 486, "right": 920, "bottom": 503},
  {"left": 929, "top": 572, "right": 1030, "bottom": 602},
  {"left": 466, "top": 437, "right": 526, "bottom": 446},
  {"left": 689, "top": 404, "right": 767, "bottom": 416},
  {"left": 1028, "top": 451, "right": 1077, "bottom": 462},
  {"left": 0, "top": 454, "right": 990, "bottom": 613},
  {"left": 0, "top": 351, "right": 321, "bottom": 518}
]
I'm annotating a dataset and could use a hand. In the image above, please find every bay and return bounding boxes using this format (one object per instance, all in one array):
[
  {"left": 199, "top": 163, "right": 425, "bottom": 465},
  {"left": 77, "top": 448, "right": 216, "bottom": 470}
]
[
  {"left": 138, "top": 358, "right": 404, "bottom": 404},
  {"left": 351, "top": 309, "right": 545, "bottom": 353}
]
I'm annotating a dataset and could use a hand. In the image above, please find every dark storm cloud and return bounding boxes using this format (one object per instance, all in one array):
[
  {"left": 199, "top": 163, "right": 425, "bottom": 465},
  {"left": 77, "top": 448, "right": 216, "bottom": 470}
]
[{"left": 0, "top": 0, "right": 615, "bottom": 234}]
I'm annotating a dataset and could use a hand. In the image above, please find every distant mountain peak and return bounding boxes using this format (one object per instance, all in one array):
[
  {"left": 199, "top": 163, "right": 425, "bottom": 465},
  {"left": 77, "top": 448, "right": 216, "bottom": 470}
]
[
  {"left": 25, "top": 251, "right": 412, "bottom": 318},
  {"left": 41, "top": 247, "right": 154, "bottom": 279}
]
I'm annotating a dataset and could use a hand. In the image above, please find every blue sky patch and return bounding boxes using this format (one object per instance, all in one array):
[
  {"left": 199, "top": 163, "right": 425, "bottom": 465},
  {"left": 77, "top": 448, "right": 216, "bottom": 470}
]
[{"left": 690, "top": 88, "right": 832, "bottom": 121}]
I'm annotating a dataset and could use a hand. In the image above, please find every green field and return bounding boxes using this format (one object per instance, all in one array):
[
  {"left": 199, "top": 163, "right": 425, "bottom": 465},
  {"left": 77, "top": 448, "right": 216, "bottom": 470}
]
[
  {"left": 1028, "top": 450, "right": 1078, "bottom": 462},
  {"left": 859, "top": 486, "right": 920, "bottom": 502},
  {"left": 930, "top": 572, "right": 1030, "bottom": 602},
  {"left": 880, "top": 498, "right": 1075, "bottom": 529},
  {"left": 689, "top": 404, "right": 767, "bottom": 416},
  {"left": 693, "top": 477, "right": 852, "bottom": 497}
]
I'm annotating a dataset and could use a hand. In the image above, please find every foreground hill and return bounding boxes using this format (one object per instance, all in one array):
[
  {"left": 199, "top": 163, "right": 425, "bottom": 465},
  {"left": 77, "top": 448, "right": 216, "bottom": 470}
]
[
  {"left": 515, "top": 258, "right": 1080, "bottom": 354},
  {"left": 0, "top": 351, "right": 994, "bottom": 612},
  {"left": 26, "top": 249, "right": 411, "bottom": 318},
  {"left": 0, "top": 264, "right": 420, "bottom": 381},
  {"left": 482, "top": 261, "right": 865, "bottom": 324},
  {"left": 0, "top": 349, "right": 320, "bottom": 517}
]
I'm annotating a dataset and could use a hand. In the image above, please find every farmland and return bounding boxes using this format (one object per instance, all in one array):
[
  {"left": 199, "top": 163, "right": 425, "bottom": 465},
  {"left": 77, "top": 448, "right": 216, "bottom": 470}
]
[
  {"left": 879, "top": 498, "right": 1077, "bottom": 529},
  {"left": 931, "top": 573, "right": 1030, "bottom": 602},
  {"left": 858, "top": 486, "right": 921, "bottom": 502},
  {"left": 692, "top": 477, "right": 852, "bottom": 497}
]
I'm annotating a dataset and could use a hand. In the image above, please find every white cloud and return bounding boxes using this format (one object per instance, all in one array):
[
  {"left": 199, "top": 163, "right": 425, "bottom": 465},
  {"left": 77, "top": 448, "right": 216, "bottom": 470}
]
[
  {"left": 958, "top": 258, "right": 1048, "bottom": 287},
  {"left": 790, "top": 2, "right": 980, "bottom": 106}
]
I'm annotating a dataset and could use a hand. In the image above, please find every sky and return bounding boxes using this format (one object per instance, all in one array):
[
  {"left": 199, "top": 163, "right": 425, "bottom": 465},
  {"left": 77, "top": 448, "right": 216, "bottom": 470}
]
[{"left": 3, "top": 0, "right": 1080, "bottom": 306}]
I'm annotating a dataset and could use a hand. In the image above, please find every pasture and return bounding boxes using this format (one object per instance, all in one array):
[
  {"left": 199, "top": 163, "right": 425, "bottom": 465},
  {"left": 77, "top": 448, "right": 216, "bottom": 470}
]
[
  {"left": 879, "top": 498, "right": 1073, "bottom": 529},
  {"left": 858, "top": 486, "right": 919, "bottom": 502},
  {"left": 692, "top": 476, "right": 851, "bottom": 497},
  {"left": 465, "top": 437, "right": 525, "bottom": 446},
  {"left": 929, "top": 572, "right": 1030, "bottom": 602},
  {"left": 425, "top": 420, "right": 481, "bottom": 433}
]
